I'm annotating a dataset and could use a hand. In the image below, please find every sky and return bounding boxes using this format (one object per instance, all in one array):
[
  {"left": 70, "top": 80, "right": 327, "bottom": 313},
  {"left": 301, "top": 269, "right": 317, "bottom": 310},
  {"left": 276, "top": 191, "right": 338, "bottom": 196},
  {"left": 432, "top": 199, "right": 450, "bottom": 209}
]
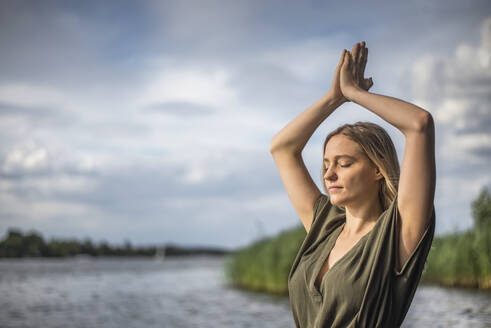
[{"left": 0, "top": 0, "right": 490, "bottom": 250}]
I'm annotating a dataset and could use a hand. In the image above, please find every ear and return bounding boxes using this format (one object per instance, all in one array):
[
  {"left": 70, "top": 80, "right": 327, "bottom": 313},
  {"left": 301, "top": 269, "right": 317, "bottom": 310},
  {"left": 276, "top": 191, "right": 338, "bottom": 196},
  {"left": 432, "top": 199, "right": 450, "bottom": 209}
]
[
  {"left": 374, "top": 156, "right": 386, "bottom": 181},
  {"left": 374, "top": 165, "right": 384, "bottom": 181}
]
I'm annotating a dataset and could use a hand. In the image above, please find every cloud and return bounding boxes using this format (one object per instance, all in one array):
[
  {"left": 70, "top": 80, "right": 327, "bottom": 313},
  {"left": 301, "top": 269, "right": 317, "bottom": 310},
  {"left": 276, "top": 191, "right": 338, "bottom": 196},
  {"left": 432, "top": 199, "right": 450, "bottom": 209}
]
[
  {"left": 146, "top": 102, "right": 215, "bottom": 116},
  {"left": 2, "top": 142, "right": 49, "bottom": 174},
  {"left": 408, "top": 16, "right": 491, "bottom": 233},
  {"left": 0, "top": 1, "right": 489, "bottom": 246},
  {"left": 137, "top": 67, "right": 238, "bottom": 109},
  {"left": 0, "top": 143, "right": 287, "bottom": 248},
  {"left": 411, "top": 16, "right": 491, "bottom": 164}
]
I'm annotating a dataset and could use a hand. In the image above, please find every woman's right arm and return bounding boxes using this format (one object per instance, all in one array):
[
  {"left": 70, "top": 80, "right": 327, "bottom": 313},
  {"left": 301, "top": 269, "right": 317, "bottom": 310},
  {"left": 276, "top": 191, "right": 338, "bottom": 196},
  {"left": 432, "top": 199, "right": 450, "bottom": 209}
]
[
  {"left": 269, "top": 92, "right": 344, "bottom": 233},
  {"left": 270, "top": 44, "right": 372, "bottom": 233}
]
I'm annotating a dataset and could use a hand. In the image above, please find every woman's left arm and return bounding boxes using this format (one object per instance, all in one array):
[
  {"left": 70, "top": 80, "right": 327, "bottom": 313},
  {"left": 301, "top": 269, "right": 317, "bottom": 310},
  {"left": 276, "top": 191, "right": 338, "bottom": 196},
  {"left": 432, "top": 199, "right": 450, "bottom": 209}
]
[
  {"left": 351, "top": 89, "right": 436, "bottom": 272},
  {"left": 346, "top": 88, "right": 436, "bottom": 222},
  {"left": 341, "top": 44, "right": 436, "bottom": 271}
]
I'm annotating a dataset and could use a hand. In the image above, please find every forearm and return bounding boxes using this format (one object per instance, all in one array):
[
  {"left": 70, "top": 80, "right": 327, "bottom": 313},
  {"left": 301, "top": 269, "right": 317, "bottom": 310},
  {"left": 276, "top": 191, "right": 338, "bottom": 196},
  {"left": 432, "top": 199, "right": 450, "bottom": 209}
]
[
  {"left": 270, "top": 92, "right": 344, "bottom": 155},
  {"left": 346, "top": 88, "right": 430, "bottom": 135}
]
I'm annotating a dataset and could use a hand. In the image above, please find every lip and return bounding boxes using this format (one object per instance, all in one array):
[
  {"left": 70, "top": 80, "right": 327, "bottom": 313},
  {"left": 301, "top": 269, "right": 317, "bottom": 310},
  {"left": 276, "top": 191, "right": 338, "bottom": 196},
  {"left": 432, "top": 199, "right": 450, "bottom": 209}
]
[{"left": 328, "top": 186, "right": 342, "bottom": 190}]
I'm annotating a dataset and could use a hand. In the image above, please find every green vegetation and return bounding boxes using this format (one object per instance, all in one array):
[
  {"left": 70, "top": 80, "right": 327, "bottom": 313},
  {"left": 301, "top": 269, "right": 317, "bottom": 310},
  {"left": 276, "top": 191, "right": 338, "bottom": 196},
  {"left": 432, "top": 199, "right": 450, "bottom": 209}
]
[
  {"left": 224, "top": 225, "right": 306, "bottom": 295},
  {"left": 423, "top": 187, "right": 491, "bottom": 289},
  {"left": 0, "top": 229, "right": 155, "bottom": 257},
  {"left": 224, "top": 187, "right": 491, "bottom": 295},
  {"left": 0, "top": 229, "right": 229, "bottom": 258}
]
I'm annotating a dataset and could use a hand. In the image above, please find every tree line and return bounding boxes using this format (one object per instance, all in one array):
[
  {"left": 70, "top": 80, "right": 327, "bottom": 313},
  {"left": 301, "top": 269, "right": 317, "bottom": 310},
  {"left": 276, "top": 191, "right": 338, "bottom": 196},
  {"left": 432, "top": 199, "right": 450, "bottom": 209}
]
[{"left": 0, "top": 229, "right": 229, "bottom": 257}]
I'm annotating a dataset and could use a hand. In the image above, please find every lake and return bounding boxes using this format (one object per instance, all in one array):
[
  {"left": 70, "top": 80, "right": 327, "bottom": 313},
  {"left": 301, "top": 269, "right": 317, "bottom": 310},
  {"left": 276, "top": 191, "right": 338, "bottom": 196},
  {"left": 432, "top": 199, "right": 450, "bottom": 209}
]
[{"left": 0, "top": 256, "right": 490, "bottom": 327}]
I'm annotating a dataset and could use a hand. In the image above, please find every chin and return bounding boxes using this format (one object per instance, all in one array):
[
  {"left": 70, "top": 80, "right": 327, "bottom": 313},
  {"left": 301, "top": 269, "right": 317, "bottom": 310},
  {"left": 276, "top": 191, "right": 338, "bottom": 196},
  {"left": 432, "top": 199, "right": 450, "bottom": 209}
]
[
  {"left": 328, "top": 193, "right": 351, "bottom": 208},
  {"left": 328, "top": 194, "right": 343, "bottom": 206}
]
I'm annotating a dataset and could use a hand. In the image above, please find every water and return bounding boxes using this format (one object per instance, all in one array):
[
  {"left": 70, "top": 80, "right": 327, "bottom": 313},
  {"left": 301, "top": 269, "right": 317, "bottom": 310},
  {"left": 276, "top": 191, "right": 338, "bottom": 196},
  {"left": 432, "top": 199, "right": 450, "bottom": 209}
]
[
  {"left": 0, "top": 256, "right": 490, "bottom": 328},
  {"left": 403, "top": 284, "right": 491, "bottom": 327}
]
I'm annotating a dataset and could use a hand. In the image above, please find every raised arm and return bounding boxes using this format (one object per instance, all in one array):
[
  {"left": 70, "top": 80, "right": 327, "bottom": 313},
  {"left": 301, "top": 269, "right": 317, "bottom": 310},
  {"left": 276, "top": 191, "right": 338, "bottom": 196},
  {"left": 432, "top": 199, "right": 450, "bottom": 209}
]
[
  {"left": 270, "top": 45, "right": 373, "bottom": 233},
  {"left": 270, "top": 93, "right": 341, "bottom": 233},
  {"left": 340, "top": 42, "right": 436, "bottom": 272}
]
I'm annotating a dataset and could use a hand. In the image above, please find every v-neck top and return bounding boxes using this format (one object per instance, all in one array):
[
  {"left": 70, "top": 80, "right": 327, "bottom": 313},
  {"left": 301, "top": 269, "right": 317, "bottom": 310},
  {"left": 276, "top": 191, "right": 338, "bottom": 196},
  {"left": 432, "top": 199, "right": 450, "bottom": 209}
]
[{"left": 287, "top": 193, "right": 436, "bottom": 328}]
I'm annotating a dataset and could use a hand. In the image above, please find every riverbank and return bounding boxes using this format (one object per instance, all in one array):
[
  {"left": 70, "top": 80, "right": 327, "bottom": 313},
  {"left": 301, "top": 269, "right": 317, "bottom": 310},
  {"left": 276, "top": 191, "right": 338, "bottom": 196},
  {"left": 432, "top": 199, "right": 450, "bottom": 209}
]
[
  {"left": 422, "top": 229, "right": 491, "bottom": 291},
  {"left": 0, "top": 229, "right": 231, "bottom": 258}
]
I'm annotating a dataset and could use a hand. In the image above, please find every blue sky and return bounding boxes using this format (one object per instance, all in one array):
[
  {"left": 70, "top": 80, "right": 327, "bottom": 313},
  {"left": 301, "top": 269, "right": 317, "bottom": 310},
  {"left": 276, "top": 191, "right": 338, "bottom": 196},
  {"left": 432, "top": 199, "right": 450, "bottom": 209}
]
[{"left": 1, "top": 0, "right": 490, "bottom": 249}]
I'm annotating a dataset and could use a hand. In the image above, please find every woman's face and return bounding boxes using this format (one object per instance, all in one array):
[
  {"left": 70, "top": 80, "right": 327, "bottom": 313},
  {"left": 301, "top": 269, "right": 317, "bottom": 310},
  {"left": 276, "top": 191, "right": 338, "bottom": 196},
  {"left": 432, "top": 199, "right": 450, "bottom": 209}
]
[{"left": 323, "top": 134, "right": 381, "bottom": 208}]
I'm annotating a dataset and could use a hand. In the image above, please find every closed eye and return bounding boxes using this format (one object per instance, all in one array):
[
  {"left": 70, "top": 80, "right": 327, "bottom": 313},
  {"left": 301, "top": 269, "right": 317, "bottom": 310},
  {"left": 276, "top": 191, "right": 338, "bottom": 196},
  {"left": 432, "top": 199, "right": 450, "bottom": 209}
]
[{"left": 325, "top": 163, "right": 352, "bottom": 170}]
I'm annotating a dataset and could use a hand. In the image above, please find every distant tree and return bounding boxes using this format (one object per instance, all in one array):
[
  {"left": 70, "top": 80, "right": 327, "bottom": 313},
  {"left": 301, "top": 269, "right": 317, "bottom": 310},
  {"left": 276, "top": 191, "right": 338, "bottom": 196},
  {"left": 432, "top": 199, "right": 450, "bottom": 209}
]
[
  {"left": 0, "top": 229, "right": 24, "bottom": 257},
  {"left": 124, "top": 239, "right": 134, "bottom": 255},
  {"left": 472, "top": 187, "right": 491, "bottom": 228},
  {"left": 81, "top": 238, "right": 97, "bottom": 256},
  {"left": 0, "top": 228, "right": 229, "bottom": 258},
  {"left": 23, "top": 231, "right": 47, "bottom": 257},
  {"left": 99, "top": 241, "right": 112, "bottom": 256},
  {"left": 471, "top": 187, "right": 491, "bottom": 283}
]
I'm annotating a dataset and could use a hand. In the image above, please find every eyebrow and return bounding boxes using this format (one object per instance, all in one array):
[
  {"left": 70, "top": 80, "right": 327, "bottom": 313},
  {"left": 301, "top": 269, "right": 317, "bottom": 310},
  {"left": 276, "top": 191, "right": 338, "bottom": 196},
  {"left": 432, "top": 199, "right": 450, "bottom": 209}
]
[{"left": 323, "top": 154, "right": 356, "bottom": 162}]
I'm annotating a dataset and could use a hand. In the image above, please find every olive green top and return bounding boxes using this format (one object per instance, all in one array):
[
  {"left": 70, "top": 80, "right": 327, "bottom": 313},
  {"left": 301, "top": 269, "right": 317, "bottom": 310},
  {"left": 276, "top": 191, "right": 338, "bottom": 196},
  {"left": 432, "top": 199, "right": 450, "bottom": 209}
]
[{"left": 287, "top": 193, "right": 435, "bottom": 328}]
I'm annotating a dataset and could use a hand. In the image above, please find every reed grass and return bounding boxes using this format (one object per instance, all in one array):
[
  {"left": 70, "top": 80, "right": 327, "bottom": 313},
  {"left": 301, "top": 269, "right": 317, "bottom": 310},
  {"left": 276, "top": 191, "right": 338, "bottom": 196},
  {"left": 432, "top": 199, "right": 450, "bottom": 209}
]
[{"left": 224, "top": 226, "right": 306, "bottom": 296}]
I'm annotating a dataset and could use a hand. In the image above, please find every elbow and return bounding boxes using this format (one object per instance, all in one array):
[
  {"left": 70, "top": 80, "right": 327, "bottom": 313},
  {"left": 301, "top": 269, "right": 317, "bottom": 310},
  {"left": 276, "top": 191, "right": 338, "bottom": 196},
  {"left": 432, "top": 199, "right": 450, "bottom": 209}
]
[
  {"left": 270, "top": 136, "right": 279, "bottom": 154},
  {"left": 270, "top": 138, "right": 297, "bottom": 155},
  {"left": 270, "top": 143, "right": 289, "bottom": 154},
  {"left": 413, "top": 111, "right": 434, "bottom": 133},
  {"left": 270, "top": 134, "right": 288, "bottom": 154}
]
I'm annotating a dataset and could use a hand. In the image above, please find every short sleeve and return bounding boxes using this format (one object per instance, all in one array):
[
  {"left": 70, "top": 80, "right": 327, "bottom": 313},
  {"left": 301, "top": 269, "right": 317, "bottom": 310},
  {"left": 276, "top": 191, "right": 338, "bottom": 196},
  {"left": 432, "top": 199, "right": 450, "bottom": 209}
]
[
  {"left": 391, "top": 198, "right": 436, "bottom": 326},
  {"left": 287, "top": 192, "right": 334, "bottom": 285},
  {"left": 309, "top": 193, "right": 346, "bottom": 237},
  {"left": 312, "top": 193, "right": 329, "bottom": 225},
  {"left": 393, "top": 203, "right": 436, "bottom": 277}
]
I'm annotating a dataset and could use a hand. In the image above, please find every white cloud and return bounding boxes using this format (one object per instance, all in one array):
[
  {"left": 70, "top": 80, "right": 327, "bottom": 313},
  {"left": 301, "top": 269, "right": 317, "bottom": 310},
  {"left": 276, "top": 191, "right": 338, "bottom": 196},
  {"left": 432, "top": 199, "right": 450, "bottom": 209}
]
[
  {"left": 406, "top": 16, "right": 491, "bottom": 235},
  {"left": 2, "top": 141, "right": 48, "bottom": 173},
  {"left": 1, "top": 1, "right": 489, "bottom": 245},
  {"left": 440, "top": 132, "right": 491, "bottom": 161},
  {"left": 410, "top": 16, "right": 491, "bottom": 162},
  {"left": 260, "top": 37, "right": 345, "bottom": 81},
  {"left": 3, "top": 174, "right": 97, "bottom": 194},
  {"left": 0, "top": 193, "right": 96, "bottom": 222},
  {"left": 0, "top": 83, "right": 69, "bottom": 109},
  {"left": 433, "top": 98, "right": 472, "bottom": 126},
  {"left": 137, "top": 67, "right": 238, "bottom": 109}
]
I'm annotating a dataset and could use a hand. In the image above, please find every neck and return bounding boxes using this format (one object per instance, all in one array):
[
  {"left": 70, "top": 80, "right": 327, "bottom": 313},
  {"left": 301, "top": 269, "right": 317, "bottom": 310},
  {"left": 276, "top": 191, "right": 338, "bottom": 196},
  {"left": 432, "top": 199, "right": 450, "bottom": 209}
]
[{"left": 342, "top": 195, "right": 383, "bottom": 238}]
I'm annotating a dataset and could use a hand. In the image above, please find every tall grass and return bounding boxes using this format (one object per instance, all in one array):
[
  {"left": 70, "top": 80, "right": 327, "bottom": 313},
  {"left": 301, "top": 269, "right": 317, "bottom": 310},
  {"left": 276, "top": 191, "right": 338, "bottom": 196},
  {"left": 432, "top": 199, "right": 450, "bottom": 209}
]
[
  {"left": 224, "top": 187, "right": 491, "bottom": 295},
  {"left": 224, "top": 226, "right": 306, "bottom": 296},
  {"left": 423, "top": 187, "right": 491, "bottom": 289}
]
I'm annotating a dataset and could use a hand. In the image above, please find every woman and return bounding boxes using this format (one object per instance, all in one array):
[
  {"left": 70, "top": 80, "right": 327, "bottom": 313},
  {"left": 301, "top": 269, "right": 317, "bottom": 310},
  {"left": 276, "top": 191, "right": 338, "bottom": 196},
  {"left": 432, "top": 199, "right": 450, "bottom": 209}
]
[{"left": 270, "top": 41, "right": 436, "bottom": 327}]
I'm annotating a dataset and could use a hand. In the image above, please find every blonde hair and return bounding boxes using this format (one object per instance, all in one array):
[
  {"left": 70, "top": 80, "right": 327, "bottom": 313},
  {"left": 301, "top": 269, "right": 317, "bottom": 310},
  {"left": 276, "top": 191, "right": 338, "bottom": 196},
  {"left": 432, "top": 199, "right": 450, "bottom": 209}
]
[{"left": 321, "top": 121, "right": 400, "bottom": 210}]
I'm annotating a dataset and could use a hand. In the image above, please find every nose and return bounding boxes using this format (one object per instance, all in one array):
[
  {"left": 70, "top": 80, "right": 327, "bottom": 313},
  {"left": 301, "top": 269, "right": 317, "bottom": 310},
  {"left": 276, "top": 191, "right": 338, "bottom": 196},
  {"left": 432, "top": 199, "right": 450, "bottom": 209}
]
[{"left": 324, "top": 165, "right": 337, "bottom": 181}]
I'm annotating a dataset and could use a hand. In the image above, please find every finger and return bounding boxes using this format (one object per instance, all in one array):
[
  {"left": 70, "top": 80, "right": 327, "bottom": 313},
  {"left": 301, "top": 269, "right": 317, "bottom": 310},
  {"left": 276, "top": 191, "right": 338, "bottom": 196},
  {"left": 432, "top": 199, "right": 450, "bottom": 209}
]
[
  {"left": 338, "top": 49, "right": 346, "bottom": 66},
  {"left": 346, "top": 51, "right": 352, "bottom": 68},
  {"left": 351, "top": 42, "right": 358, "bottom": 56},
  {"left": 357, "top": 42, "right": 365, "bottom": 64},
  {"left": 351, "top": 42, "right": 361, "bottom": 64},
  {"left": 356, "top": 44, "right": 364, "bottom": 79},
  {"left": 342, "top": 51, "right": 350, "bottom": 68},
  {"left": 360, "top": 47, "right": 368, "bottom": 76}
]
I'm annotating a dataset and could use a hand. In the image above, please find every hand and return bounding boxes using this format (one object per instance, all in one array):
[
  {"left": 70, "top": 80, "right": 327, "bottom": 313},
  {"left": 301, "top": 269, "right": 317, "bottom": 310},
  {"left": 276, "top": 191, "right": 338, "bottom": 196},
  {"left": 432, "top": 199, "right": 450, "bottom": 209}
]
[
  {"left": 340, "top": 41, "right": 374, "bottom": 101},
  {"left": 328, "top": 48, "right": 350, "bottom": 104}
]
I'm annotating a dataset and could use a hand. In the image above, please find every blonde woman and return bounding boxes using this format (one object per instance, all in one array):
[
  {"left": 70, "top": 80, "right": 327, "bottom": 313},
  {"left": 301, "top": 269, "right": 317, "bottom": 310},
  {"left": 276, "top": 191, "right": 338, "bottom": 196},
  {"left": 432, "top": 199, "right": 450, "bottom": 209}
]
[{"left": 270, "top": 41, "right": 436, "bottom": 327}]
